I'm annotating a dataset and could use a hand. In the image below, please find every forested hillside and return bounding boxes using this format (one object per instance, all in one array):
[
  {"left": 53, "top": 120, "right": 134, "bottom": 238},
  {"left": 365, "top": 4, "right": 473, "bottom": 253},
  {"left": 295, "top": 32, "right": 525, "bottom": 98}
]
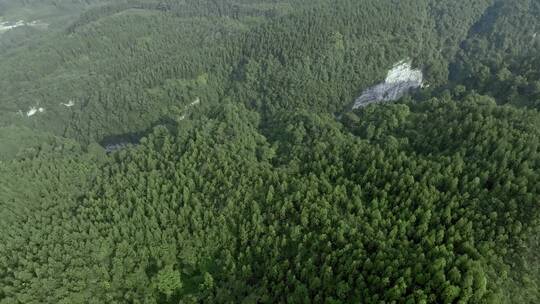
[
  {"left": 0, "top": 0, "right": 496, "bottom": 143},
  {"left": 450, "top": 0, "right": 540, "bottom": 109},
  {"left": 1, "top": 0, "right": 539, "bottom": 303}
]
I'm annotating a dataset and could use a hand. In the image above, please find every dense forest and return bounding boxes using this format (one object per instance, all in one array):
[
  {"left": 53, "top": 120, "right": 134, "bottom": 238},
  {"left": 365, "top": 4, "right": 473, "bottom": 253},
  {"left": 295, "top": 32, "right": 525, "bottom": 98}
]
[{"left": 0, "top": 0, "right": 539, "bottom": 303}]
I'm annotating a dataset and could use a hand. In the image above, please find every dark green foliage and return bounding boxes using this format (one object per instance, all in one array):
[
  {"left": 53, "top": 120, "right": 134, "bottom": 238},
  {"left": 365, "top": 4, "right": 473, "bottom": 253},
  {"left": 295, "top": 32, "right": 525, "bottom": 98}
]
[
  {"left": 3, "top": 99, "right": 540, "bottom": 303},
  {"left": 450, "top": 0, "right": 540, "bottom": 109},
  {"left": 1, "top": 0, "right": 540, "bottom": 303}
]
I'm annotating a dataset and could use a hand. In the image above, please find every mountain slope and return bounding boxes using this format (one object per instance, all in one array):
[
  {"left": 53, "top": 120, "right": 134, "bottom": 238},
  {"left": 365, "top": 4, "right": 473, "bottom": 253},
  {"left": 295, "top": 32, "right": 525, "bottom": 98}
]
[{"left": 1, "top": 1, "right": 539, "bottom": 303}]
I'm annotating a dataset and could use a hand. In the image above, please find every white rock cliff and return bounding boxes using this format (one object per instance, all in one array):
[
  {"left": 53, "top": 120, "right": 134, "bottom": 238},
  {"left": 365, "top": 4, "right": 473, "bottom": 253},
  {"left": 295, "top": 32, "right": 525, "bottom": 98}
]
[{"left": 353, "top": 60, "right": 423, "bottom": 109}]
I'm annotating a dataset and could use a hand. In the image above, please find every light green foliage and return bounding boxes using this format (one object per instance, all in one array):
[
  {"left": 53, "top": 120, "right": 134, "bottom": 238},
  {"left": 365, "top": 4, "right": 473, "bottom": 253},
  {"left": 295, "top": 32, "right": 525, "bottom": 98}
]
[
  {"left": 154, "top": 266, "right": 182, "bottom": 298},
  {"left": 0, "top": 0, "right": 539, "bottom": 303}
]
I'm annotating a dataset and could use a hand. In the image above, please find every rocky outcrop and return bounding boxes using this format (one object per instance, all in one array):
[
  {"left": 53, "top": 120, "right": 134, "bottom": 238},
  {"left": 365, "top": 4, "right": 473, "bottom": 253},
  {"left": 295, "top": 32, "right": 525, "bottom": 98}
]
[
  {"left": 353, "top": 60, "right": 423, "bottom": 109},
  {"left": 26, "top": 107, "right": 45, "bottom": 117}
]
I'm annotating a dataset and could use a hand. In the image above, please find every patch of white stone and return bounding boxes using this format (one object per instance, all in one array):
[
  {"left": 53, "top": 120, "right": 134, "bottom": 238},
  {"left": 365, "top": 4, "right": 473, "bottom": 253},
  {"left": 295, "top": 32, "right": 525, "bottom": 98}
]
[
  {"left": 26, "top": 107, "right": 45, "bottom": 117},
  {"left": 353, "top": 60, "right": 423, "bottom": 109},
  {"left": 0, "top": 19, "right": 48, "bottom": 33},
  {"left": 190, "top": 98, "right": 200, "bottom": 107},
  {"left": 61, "top": 100, "right": 75, "bottom": 107},
  {"left": 0, "top": 20, "right": 25, "bottom": 32},
  {"left": 177, "top": 98, "right": 200, "bottom": 121}
]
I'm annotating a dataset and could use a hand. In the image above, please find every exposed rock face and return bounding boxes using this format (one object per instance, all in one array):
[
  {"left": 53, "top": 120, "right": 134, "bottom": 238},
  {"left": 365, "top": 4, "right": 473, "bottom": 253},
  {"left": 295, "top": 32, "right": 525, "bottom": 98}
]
[
  {"left": 0, "top": 20, "right": 25, "bottom": 32},
  {"left": 353, "top": 60, "right": 423, "bottom": 109},
  {"left": 190, "top": 98, "right": 200, "bottom": 106},
  {"left": 26, "top": 107, "right": 45, "bottom": 117},
  {"left": 61, "top": 100, "right": 75, "bottom": 107},
  {"left": 0, "top": 19, "right": 48, "bottom": 34}
]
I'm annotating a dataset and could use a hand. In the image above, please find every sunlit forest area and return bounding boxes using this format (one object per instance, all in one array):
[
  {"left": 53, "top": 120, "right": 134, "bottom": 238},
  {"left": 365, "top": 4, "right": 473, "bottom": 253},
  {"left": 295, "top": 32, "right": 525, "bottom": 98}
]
[{"left": 0, "top": 0, "right": 539, "bottom": 303}]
